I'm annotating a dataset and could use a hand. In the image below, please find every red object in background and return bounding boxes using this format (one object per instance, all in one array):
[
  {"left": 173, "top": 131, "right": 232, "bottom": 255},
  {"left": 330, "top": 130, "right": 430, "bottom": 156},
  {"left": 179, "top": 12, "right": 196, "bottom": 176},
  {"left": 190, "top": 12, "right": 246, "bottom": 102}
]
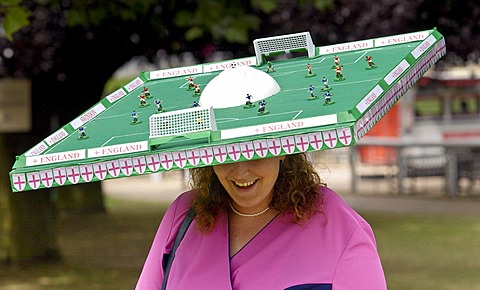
[{"left": 358, "top": 104, "right": 399, "bottom": 165}]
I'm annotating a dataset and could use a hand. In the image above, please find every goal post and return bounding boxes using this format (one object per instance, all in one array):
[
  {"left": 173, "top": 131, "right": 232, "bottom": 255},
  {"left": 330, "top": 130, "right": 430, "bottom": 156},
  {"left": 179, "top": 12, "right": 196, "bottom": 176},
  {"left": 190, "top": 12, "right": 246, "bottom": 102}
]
[
  {"left": 253, "top": 32, "right": 316, "bottom": 65},
  {"left": 149, "top": 106, "right": 217, "bottom": 149}
]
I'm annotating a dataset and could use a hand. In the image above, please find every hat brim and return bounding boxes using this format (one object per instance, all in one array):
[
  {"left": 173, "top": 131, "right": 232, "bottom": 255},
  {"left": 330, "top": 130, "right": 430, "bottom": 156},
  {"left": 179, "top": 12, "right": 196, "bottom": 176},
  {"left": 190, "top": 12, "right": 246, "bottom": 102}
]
[{"left": 10, "top": 28, "right": 445, "bottom": 192}]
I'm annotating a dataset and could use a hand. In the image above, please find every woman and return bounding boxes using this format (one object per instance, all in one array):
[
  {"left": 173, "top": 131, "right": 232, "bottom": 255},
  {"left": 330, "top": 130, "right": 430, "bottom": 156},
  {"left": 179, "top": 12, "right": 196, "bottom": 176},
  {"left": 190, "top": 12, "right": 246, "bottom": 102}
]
[{"left": 136, "top": 153, "right": 386, "bottom": 289}]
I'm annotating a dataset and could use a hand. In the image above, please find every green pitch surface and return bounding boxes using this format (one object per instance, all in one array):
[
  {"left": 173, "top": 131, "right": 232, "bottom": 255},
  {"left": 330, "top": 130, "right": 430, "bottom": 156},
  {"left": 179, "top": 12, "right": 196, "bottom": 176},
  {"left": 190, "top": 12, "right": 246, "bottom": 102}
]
[
  {"left": 34, "top": 44, "right": 413, "bottom": 151},
  {"left": 10, "top": 28, "right": 445, "bottom": 192}
]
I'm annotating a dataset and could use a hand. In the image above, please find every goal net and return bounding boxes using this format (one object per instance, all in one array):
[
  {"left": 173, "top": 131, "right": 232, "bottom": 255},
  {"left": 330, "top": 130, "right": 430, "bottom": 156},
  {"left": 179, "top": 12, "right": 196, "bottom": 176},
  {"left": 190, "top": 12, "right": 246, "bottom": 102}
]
[
  {"left": 253, "top": 32, "right": 316, "bottom": 65},
  {"left": 150, "top": 106, "right": 217, "bottom": 137}
]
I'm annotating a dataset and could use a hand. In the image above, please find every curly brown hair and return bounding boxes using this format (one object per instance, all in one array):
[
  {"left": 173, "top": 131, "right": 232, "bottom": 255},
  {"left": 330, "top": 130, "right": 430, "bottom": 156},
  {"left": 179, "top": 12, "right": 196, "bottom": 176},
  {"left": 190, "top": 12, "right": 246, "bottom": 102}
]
[{"left": 189, "top": 153, "right": 325, "bottom": 232}]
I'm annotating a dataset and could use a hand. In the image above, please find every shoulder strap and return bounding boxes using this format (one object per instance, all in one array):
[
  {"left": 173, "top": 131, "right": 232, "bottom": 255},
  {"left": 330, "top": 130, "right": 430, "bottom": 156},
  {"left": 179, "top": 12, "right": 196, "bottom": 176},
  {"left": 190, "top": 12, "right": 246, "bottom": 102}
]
[{"left": 161, "top": 207, "right": 196, "bottom": 290}]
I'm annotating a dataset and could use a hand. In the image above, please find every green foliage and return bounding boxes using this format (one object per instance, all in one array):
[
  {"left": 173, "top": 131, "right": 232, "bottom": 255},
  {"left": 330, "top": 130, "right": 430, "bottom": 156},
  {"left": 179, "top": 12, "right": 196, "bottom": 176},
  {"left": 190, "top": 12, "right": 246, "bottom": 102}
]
[
  {"left": 102, "top": 76, "right": 132, "bottom": 96},
  {"left": 0, "top": 0, "right": 22, "bottom": 5},
  {"left": 2, "top": 0, "right": 336, "bottom": 46},
  {"left": 174, "top": 0, "right": 335, "bottom": 44},
  {"left": 0, "top": 0, "right": 31, "bottom": 41},
  {"left": 64, "top": 0, "right": 157, "bottom": 27},
  {"left": 175, "top": 0, "right": 264, "bottom": 44},
  {"left": 312, "top": 0, "right": 334, "bottom": 10},
  {"left": 298, "top": 0, "right": 334, "bottom": 10},
  {"left": 250, "top": 0, "right": 277, "bottom": 13}
]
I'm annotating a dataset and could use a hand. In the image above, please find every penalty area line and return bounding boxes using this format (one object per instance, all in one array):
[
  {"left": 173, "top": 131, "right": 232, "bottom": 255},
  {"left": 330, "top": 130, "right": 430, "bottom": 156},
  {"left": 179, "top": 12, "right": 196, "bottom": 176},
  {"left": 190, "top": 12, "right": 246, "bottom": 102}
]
[
  {"left": 292, "top": 110, "right": 303, "bottom": 120},
  {"left": 101, "top": 132, "right": 149, "bottom": 147},
  {"left": 355, "top": 51, "right": 368, "bottom": 63}
]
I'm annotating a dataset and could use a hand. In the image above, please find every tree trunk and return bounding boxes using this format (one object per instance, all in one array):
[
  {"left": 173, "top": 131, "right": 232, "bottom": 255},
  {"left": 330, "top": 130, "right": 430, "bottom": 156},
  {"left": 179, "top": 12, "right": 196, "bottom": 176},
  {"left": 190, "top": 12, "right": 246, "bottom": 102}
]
[
  {"left": 0, "top": 135, "right": 11, "bottom": 264},
  {"left": 55, "top": 183, "right": 105, "bottom": 214},
  {"left": 8, "top": 189, "right": 60, "bottom": 264},
  {"left": 0, "top": 135, "right": 60, "bottom": 265}
]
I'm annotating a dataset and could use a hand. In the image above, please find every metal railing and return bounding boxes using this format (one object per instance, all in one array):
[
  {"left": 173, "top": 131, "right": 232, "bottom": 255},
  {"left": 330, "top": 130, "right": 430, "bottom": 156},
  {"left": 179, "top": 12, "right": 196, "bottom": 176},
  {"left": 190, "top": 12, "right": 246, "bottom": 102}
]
[{"left": 351, "top": 137, "right": 480, "bottom": 197}]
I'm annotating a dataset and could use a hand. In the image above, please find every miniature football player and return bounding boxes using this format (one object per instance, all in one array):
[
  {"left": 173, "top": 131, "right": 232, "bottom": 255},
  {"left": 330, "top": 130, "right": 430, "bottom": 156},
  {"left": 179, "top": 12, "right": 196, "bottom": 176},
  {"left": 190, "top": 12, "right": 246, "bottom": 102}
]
[
  {"left": 324, "top": 92, "right": 333, "bottom": 104},
  {"left": 244, "top": 94, "right": 255, "bottom": 109},
  {"left": 266, "top": 61, "right": 275, "bottom": 73},
  {"left": 321, "top": 76, "right": 332, "bottom": 91},
  {"left": 142, "top": 87, "right": 151, "bottom": 98},
  {"left": 308, "top": 85, "right": 315, "bottom": 97},
  {"left": 334, "top": 65, "right": 345, "bottom": 81},
  {"left": 246, "top": 93, "right": 253, "bottom": 103},
  {"left": 332, "top": 55, "right": 343, "bottom": 69},
  {"left": 155, "top": 98, "right": 164, "bottom": 113},
  {"left": 193, "top": 84, "right": 201, "bottom": 96},
  {"left": 193, "top": 101, "right": 200, "bottom": 107},
  {"left": 258, "top": 100, "right": 266, "bottom": 111},
  {"left": 186, "top": 76, "right": 195, "bottom": 90},
  {"left": 131, "top": 110, "right": 139, "bottom": 123},
  {"left": 139, "top": 93, "right": 147, "bottom": 106},
  {"left": 365, "top": 55, "right": 377, "bottom": 69},
  {"left": 323, "top": 92, "right": 335, "bottom": 106},
  {"left": 78, "top": 126, "right": 87, "bottom": 139},
  {"left": 307, "top": 84, "right": 319, "bottom": 100},
  {"left": 305, "top": 63, "right": 316, "bottom": 78},
  {"left": 257, "top": 100, "right": 268, "bottom": 115}
]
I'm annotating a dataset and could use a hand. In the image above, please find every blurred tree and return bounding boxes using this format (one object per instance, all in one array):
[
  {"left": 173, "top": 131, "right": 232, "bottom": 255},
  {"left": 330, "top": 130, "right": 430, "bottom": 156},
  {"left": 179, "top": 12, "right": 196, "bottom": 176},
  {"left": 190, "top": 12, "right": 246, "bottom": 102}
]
[
  {"left": 413, "top": 0, "right": 480, "bottom": 64},
  {"left": 251, "top": 0, "right": 479, "bottom": 65},
  {"left": 0, "top": 0, "right": 478, "bottom": 265}
]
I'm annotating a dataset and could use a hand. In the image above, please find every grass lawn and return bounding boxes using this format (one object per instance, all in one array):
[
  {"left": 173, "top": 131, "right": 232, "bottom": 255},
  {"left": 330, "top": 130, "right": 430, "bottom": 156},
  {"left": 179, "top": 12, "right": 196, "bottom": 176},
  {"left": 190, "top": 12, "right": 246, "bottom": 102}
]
[
  {"left": 1, "top": 199, "right": 479, "bottom": 289},
  {"left": 363, "top": 211, "right": 480, "bottom": 290}
]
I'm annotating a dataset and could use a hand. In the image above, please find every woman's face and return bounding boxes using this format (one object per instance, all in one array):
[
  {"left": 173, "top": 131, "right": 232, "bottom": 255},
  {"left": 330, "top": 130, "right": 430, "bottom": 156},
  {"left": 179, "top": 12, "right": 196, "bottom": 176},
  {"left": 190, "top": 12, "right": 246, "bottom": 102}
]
[{"left": 213, "top": 156, "right": 284, "bottom": 213}]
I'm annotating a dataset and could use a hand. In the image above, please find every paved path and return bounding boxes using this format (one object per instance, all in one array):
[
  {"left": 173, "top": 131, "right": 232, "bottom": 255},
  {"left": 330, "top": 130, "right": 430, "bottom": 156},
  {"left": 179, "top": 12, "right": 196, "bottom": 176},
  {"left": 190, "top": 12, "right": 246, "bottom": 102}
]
[{"left": 102, "top": 167, "right": 480, "bottom": 217}]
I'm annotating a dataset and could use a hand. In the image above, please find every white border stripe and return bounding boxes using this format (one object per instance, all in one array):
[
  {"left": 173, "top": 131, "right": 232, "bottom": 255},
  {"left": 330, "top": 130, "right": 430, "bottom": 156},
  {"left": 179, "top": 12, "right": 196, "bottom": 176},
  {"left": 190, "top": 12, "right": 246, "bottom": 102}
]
[
  {"left": 150, "top": 65, "right": 203, "bottom": 79},
  {"left": 384, "top": 59, "right": 410, "bottom": 86},
  {"left": 70, "top": 103, "right": 106, "bottom": 129},
  {"left": 411, "top": 34, "right": 436, "bottom": 59},
  {"left": 26, "top": 149, "right": 86, "bottom": 166},
  {"left": 319, "top": 39, "right": 374, "bottom": 55},
  {"left": 105, "top": 88, "right": 127, "bottom": 103},
  {"left": 25, "top": 141, "right": 49, "bottom": 157},
  {"left": 356, "top": 85, "right": 384, "bottom": 113},
  {"left": 375, "top": 31, "right": 429, "bottom": 47},
  {"left": 87, "top": 141, "right": 148, "bottom": 158},
  {"left": 220, "top": 114, "right": 338, "bottom": 140}
]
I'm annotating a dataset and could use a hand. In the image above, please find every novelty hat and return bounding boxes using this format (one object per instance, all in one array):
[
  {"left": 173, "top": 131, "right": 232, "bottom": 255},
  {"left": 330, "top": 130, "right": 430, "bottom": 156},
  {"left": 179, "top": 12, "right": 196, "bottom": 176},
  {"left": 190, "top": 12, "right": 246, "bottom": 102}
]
[{"left": 10, "top": 28, "right": 445, "bottom": 192}]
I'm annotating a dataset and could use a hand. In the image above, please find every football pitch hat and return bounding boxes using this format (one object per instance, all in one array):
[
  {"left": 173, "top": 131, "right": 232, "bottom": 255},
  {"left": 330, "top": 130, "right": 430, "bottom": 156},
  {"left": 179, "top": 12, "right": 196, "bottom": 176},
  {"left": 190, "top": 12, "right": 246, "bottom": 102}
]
[{"left": 10, "top": 28, "right": 445, "bottom": 192}]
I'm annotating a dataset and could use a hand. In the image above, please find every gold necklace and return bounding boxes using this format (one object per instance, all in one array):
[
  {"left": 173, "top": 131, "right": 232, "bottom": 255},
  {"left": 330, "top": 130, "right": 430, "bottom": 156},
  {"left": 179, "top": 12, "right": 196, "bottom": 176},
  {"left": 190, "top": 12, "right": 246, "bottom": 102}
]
[{"left": 229, "top": 202, "right": 270, "bottom": 217}]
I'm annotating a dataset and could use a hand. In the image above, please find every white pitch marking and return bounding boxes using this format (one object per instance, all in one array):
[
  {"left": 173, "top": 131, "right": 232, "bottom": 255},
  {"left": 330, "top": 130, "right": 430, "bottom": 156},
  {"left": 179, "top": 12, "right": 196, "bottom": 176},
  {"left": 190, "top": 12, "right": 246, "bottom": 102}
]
[
  {"left": 179, "top": 76, "right": 196, "bottom": 89},
  {"left": 281, "top": 87, "right": 310, "bottom": 93},
  {"left": 102, "top": 137, "right": 116, "bottom": 147},
  {"left": 292, "top": 110, "right": 303, "bottom": 120},
  {"left": 274, "top": 70, "right": 303, "bottom": 78},
  {"left": 355, "top": 51, "right": 368, "bottom": 63},
  {"left": 332, "top": 77, "right": 381, "bottom": 87},
  {"left": 101, "top": 132, "right": 149, "bottom": 147},
  {"left": 217, "top": 118, "right": 239, "bottom": 122}
]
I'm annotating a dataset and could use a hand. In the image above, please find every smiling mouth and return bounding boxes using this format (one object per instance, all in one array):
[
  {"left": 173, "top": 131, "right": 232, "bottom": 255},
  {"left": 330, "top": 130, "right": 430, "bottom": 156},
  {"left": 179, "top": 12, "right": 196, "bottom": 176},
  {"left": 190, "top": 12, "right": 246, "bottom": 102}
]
[{"left": 233, "top": 179, "right": 257, "bottom": 188}]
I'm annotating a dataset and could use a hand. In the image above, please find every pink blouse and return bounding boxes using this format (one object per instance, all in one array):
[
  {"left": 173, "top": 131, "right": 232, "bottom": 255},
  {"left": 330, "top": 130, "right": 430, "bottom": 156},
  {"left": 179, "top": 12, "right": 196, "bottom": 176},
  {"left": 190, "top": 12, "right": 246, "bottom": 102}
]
[{"left": 136, "top": 187, "right": 386, "bottom": 289}]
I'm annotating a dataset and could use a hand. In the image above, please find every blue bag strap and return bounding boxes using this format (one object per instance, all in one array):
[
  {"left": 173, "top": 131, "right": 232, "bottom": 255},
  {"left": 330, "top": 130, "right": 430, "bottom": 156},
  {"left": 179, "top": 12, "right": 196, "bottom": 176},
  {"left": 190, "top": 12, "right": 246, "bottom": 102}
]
[{"left": 161, "top": 207, "right": 196, "bottom": 290}]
